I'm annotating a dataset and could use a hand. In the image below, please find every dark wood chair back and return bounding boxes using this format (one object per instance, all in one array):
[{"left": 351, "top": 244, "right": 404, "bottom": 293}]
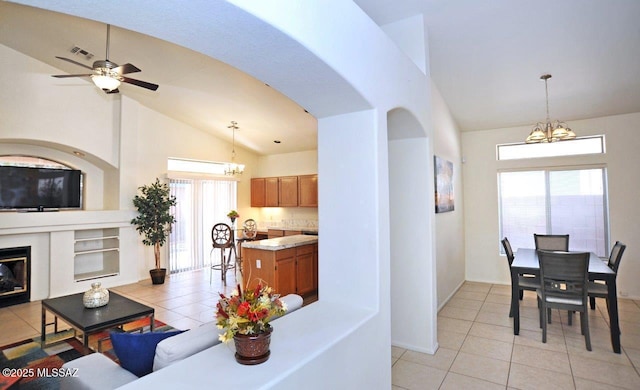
[{"left": 534, "top": 234, "right": 569, "bottom": 251}]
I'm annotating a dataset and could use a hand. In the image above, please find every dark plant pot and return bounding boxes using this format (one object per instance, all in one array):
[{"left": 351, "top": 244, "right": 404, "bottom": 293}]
[
  {"left": 149, "top": 268, "right": 167, "bottom": 285},
  {"left": 233, "top": 326, "right": 272, "bottom": 365}
]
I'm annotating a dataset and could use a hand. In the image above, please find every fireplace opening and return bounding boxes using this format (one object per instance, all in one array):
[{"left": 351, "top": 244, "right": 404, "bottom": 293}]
[{"left": 0, "top": 246, "right": 30, "bottom": 308}]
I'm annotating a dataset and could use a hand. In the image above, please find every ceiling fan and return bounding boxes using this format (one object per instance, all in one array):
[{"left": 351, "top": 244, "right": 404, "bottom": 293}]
[{"left": 52, "top": 24, "right": 158, "bottom": 94}]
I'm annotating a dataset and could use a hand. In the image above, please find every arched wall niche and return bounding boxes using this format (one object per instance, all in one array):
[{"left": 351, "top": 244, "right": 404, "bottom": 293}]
[
  {"left": 0, "top": 140, "right": 113, "bottom": 210},
  {"left": 387, "top": 107, "right": 438, "bottom": 353}
]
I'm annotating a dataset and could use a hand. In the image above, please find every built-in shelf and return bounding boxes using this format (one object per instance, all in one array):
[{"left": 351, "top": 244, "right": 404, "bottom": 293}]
[
  {"left": 74, "top": 271, "right": 119, "bottom": 282},
  {"left": 73, "top": 228, "right": 120, "bottom": 282}
]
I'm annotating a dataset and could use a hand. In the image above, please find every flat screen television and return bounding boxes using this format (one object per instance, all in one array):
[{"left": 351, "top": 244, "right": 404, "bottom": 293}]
[{"left": 0, "top": 166, "right": 83, "bottom": 210}]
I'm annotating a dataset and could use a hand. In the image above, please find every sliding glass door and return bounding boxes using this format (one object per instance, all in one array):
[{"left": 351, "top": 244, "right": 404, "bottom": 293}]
[{"left": 169, "top": 178, "right": 237, "bottom": 273}]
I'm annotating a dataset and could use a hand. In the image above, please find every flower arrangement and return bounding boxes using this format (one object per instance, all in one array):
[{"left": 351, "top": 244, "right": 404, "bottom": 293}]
[
  {"left": 227, "top": 210, "right": 239, "bottom": 220},
  {"left": 216, "top": 284, "right": 287, "bottom": 343}
]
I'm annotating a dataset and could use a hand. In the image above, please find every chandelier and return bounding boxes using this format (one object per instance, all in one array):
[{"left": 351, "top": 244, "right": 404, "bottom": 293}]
[
  {"left": 525, "top": 74, "right": 576, "bottom": 143},
  {"left": 224, "top": 121, "right": 245, "bottom": 176}
]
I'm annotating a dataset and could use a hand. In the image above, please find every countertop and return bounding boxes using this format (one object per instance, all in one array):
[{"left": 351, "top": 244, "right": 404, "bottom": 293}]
[
  {"left": 242, "top": 234, "right": 318, "bottom": 251},
  {"left": 259, "top": 226, "right": 319, "bottom": 233}
]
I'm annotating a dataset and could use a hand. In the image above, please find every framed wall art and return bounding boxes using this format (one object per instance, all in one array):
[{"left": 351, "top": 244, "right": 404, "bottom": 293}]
[{"left": 434, "top": 156, "right": 454, "bottom": 213}]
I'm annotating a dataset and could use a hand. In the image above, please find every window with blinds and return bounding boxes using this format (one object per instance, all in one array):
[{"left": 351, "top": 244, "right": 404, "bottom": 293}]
[
  {"left": 168, "top": 177, "right": 237, "bottom": 274},
  {"left": 498, "top": 167, "right": 609, "bottom": 257}
]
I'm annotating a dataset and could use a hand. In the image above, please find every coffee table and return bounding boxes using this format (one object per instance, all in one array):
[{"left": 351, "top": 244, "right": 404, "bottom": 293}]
[{"left": 41, "top": 291, "right": 154, "bottom": 351}]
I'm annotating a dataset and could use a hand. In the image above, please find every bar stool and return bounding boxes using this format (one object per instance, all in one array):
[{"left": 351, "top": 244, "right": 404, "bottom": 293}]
[
  {"left": 234, "top": 219, "right": 258, "bottom": 281},
  {"left": 210, "top": 223, "right": 237, "bottom": 285}
]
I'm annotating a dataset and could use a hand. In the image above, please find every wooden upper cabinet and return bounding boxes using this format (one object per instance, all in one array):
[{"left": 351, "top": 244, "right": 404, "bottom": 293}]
[
  {"left": 278, "top": 176, "right": 298, "bottom": 207},
  {"left": 265, "top": 177, "right": 279, "bottom": 207},
  {"left": 298, "top": 174, "right": 318, "bottom": 207},
  {"left": 251, "top": 174, "right": 317, "bottom": 208},
  {"left": 250, "top": 178, "right": 266, "bottom": 207}
]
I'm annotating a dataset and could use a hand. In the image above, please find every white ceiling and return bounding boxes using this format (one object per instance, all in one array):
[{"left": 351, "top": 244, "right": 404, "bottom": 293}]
[
  {"left": 2, "top": 0, "right": 640, "bottom": 158},
  {"left": 355, "top": 0, "right": 640, "bottom": 131}
]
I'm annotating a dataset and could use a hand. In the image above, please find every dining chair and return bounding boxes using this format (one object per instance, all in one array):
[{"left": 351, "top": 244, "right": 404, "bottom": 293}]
[
  {"left": 537, "top": 250, "right": 591, "bottom": 351},
  {"left": 589, "top": 241, "right": 626, "bottom": 310},
  {"left": 534, "top": 234, "right": 570, "bottom": 251},
  {"left": 502, "top": 238, "right": 540, "bottom": 317}
]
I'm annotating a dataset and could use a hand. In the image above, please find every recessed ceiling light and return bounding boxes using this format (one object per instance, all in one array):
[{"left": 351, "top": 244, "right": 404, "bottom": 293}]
[{"left": 273, "top": 140, "right": 281, "bottom": 144}]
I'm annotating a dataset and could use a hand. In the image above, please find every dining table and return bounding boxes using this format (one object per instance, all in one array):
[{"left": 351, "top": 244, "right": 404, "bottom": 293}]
[{"left": 511, "top": 248, "right": 621, "bottom": 353}]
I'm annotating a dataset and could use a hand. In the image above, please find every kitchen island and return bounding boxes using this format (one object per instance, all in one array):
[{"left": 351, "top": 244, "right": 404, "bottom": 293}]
[{"left": 242, "top": 235, "right": 318, "bottom": 296}]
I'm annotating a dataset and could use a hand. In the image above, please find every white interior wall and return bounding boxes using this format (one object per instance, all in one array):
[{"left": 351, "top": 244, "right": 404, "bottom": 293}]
[
  {"left": 383, "top": 14, "right": 463, "bottom": 319},
  {"left": 430, "top": 82, "right": 466, "bottom": 308},
  {"left": 389, "top": 136, "right": 437, "bottom": 353},
  {"left": 462, "top": 112, "right": 640, "bottom": 298},
  {"left": 0, "top": 44, "right": 119, "bottom": 168},
  {"left": 380, "top": 14, "right": 429, "bottom": 75}
]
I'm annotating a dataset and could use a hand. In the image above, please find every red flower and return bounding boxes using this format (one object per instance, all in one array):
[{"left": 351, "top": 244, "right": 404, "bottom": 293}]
[{"left": 237, "top": 301, "right": 251, "bottom": 317}]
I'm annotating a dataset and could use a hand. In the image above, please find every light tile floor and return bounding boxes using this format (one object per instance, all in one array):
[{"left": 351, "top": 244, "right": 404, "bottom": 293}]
[
  {"left": 392, "top": 282, "right": 640, "bottom": 389},
  {"left": 2, "top": 276, "right": 640, "bottom": 389}
]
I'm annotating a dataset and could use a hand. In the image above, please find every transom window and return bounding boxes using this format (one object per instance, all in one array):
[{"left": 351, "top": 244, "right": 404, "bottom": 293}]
[
  {"left": 498, "top": 167, "right": 609, "bottom": 257},
  {"left": 0, "top": 155, "right": 71, "bottom": 169},
  {"left": 167, "top": 157, "right": 227, "bottom": 175},
  {"left": 497, "top": 136, "right": 605, "bottom": 160}
]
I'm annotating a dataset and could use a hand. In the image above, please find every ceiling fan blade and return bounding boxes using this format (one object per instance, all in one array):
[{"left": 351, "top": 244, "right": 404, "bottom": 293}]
[
  {"left": 55, "top": 56, "right": 94, "bottom": 70},
  {"left": 121, "top": 76, "right": 159, "bottom": 91},
  {"left": 52, "top": 74, "right": 92, "bottom": 78},
  {"left": 112, "top": 63, "right": 141, "bottom": 75}
]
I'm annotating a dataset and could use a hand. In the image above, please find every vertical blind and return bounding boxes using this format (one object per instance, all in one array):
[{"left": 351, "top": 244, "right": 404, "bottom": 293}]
[
  {"left": 169, "top": 178, "right": 237, "bottom": 274},
  {"left": 498, "top": 167, "right": 608, "bottom": 257}
]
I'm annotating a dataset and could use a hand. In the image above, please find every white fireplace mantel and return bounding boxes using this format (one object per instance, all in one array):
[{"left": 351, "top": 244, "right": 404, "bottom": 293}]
[
  {"left": 0, "top": 210, "right": 140, "bottom": 300},
  {"left": 0, "top": 210, "right": 135, "bottom": 236}
]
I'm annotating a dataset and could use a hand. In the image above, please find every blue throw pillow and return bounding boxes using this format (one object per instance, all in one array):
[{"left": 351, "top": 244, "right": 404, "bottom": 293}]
[{"left": 110, "top": 330, "right": 184, "bottom": 377}]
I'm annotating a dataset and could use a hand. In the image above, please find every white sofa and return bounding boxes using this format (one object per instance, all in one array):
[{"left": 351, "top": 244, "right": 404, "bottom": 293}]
[{"left": 60, "top": 294, "right": 303, "bottom": 390}]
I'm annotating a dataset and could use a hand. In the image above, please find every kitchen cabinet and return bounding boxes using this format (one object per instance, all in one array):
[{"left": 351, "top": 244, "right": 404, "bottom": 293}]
[
  {"left": 242, "top": 241, "right": 318, "bottom": 297},
  {"left": 251, "top": 174, "right": 317, "bottom": 208},
  {"left": 278, "top": 176, "right": 298, "bottom": 207},
  {"left": 267, "top": 229, "right": 285, "bottom": 239},
  {"left": 268, "top": 229, "right": 302, "bottom": 238},
  {"left": 265, "top": 177, "right": 279, "bottom": 207},
  {"left": 295, "top": 243, "right": 317, "bottom": 295},
  {"left": 274, "top": 250, "right": 296, "bottom": 296},
  {"left": 250, "top": 178, "right": 266, "bottom": 207},
  {"left": 298, "top": 174, "right": 318, "bottom": 207}
]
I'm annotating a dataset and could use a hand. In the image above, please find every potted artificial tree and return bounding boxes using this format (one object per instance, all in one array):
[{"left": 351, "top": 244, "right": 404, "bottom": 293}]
[{"left": 131, "top": 178, "right": 177, "bottom": 284}]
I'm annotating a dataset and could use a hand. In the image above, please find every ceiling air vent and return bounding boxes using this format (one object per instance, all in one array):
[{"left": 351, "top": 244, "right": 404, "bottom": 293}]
[{"left": 70, "top": 45, "right": 94, "bottom": 60}]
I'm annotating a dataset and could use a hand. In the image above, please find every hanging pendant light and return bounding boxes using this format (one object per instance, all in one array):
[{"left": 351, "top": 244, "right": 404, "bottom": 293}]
[
  {"left": 224, "top": 121, "right": 245, "bottom": 176},
  {"left": 525, "top": 74, "right": 576, "bottom": 143}
]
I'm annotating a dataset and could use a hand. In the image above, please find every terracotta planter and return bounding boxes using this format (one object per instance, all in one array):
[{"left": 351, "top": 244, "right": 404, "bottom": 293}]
[
  {"left": 149, "top": 268, "right": 167, "bottom": 285},
  {"left": 233, "top": 326, "right": 272, "bottom": 365}
]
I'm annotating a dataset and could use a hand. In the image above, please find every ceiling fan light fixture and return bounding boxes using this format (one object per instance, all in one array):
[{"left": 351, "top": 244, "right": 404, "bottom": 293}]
[{"left": 91, "top": 74, "right": 120, "bottom": 91}]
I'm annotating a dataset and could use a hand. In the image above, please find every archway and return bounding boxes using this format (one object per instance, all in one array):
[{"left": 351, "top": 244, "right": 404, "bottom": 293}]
[{"left": 388, "top": 107, "right": 438, "bottom": 353}]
